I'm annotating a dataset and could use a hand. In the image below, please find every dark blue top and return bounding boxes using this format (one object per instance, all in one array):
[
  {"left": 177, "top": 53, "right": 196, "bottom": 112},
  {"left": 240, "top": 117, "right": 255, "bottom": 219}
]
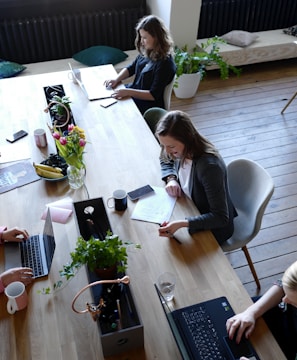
[
  {"left": 160, "top": 153, "right": 237, "bottom": 245},
  {"left": 126, "top": 54, "right": 176, "bottom": 114}
]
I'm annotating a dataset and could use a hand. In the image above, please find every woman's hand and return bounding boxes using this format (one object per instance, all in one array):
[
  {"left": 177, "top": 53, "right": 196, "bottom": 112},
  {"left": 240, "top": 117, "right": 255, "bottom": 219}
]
[
  {"left": 111, "top": 88, "right": 130, "bottom": 99},
  {"left": 2, "top": 228, "right": 29, "bottom": 242},
  {"left": 165, "top": 179, "right": 182, "bottom": 197},
  {"left": 0, "top": 267, "right": 34, "bottom": 288},
  {"left": 159, "top": 220, "right": 188, "bottom": 237},
  {"left": 226, "top": 310, "right": 257, "bottom": 344},
  {"left": 104, "top": 79, "right": 118, "bottom": 89}
]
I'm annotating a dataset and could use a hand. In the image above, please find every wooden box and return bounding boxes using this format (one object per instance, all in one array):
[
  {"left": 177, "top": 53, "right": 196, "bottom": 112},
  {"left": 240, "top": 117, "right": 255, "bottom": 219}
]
[{"left": 73, "top": 197, "right": 144, "bottom": 357}]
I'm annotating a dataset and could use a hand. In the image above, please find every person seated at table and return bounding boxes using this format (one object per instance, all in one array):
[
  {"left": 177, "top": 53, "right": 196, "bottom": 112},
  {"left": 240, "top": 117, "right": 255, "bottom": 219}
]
[
  {"left": 104, "top": 14, "right": 176, "bottom": 114},
  {"left": 226, "top": 260, "right": 297, "bottom": 360},
  {"left": 0, "top": 226, "right": 34, "bottom": 293},
  {"left": 155, "top": 110, "right": 237, "bottom": 245}
]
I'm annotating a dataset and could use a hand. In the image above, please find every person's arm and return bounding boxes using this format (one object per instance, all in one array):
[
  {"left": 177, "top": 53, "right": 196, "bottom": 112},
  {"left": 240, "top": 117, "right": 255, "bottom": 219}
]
[
  {"left": 1, "top": 227, "right": 29, "bottom": 243},
  {"left": 226, "top": 284, "right": 284, "bottom": 343},
  {"left": 0, "top": 267, "right": 34, "bottom": 293},
  {"left": 104, "top": 68, "right": 130, "bottom": 89},
  {"left": 160, "top": 155, "right": 181, "bottom": 197},
  {"left": 0, "top": 226, "right": 7, "bottom": 244},
  {"left": 187, "top": 161, "right": 230, "bottom": 233}
]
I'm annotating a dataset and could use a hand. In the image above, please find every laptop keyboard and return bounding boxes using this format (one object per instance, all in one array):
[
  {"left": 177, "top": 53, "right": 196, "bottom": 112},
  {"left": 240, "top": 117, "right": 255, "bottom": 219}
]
[
  {"left": 20, "top": 235, "right": 44, "bottom": 277},
  {"left": 181, "top": 305, "right": 227, "bottom": 360}
]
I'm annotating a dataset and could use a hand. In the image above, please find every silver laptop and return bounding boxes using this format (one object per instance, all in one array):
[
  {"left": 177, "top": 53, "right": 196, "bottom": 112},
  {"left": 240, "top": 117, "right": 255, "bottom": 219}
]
[
  {"left": 4, "top": 209, "right": 56, "bottom": 278},
  {"left": 68, "top": 63, "right": 114, "bottom": 101}
]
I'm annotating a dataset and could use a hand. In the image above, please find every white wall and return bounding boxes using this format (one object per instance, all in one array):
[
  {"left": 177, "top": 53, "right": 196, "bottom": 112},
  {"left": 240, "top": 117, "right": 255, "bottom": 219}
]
[{"left": 146, "top": 0, "right": 202, "bottom": 47}]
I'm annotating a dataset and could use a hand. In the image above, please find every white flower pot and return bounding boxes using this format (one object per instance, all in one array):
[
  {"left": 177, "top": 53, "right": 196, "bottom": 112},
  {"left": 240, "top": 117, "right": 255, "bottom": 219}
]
[{"left": 173, "top": 72, "right": 201, "bottom": 99}]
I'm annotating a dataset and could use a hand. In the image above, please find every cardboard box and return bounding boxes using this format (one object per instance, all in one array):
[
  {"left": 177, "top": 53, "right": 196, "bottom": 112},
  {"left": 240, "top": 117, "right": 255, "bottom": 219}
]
[{"left": 73, "top": 197, "right": 144, "bottom": 357}]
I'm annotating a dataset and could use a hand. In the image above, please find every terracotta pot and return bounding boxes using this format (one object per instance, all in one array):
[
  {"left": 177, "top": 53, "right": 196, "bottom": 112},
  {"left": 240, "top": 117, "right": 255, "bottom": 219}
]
[{"left": 94, "top": 264, "right": 117, "bottom": 280}]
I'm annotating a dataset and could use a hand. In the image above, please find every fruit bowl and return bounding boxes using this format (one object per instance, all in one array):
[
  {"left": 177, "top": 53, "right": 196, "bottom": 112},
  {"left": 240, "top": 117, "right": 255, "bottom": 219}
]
[{"left": 35, "top": 154, "right": 68, "bottom": 182}]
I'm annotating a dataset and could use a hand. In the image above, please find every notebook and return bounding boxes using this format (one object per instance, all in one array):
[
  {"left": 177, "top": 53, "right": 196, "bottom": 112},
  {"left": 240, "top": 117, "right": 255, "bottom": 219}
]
[
  {"left": 155, "top": 284, "right": 259, "bottom": 360},
  {"left": 4, "top": 209, "right": 56, "bottom": 279},
  {"left": 68, "top": 63, "right": 114, "bottom": 101}
]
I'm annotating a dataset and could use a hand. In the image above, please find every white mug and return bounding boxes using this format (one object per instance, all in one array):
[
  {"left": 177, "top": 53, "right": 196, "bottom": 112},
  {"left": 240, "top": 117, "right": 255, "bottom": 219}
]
[{"left": 5, "top": 281, "right": 28, "bottom": 314}]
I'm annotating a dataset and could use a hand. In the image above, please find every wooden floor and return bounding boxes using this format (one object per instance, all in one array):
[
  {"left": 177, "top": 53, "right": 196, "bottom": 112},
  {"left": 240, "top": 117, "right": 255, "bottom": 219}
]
[{"left": 170, "top": 58, "right": 297, "bottom": 298}]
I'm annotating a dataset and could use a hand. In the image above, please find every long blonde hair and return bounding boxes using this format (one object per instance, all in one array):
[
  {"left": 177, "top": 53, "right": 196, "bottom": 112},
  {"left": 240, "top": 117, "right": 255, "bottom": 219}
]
[{"left": 282, "top": 261, "right": 297, "bottom": 291}]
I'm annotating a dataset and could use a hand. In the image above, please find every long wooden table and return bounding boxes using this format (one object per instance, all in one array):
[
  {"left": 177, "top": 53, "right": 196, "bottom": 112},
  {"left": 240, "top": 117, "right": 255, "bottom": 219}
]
[{"left": 0, "top": 66, "right": 285, "bottom": 359}]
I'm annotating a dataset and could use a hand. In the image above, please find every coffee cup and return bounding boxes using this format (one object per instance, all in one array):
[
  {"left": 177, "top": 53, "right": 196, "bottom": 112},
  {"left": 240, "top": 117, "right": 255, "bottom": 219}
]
[
  {"left": 34, "top": 128, "right": 47, "bottom": 147},
  {"left": 5, "top": 281, "right": 28, "bottom": 314},
  {"left": 107, "top": 189, "right": 127, "bottom": 211},
  {"left": 68, "top": 69, "right": 81, "bottom": 85}
]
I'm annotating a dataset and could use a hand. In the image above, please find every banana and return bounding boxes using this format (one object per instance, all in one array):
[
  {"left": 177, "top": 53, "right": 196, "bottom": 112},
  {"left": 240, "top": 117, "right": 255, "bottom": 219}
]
[
  {"left": 33, "top": 162, "right": 63, "bottom": 174},
  {"left": 35, "top": 167, "right": 64, "bottom": 179}
]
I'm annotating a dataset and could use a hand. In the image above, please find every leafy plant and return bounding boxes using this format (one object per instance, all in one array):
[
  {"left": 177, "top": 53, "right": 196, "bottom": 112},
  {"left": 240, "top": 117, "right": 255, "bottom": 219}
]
[
  {"left": 38, "top": 231, "right": 140, "bottom": 295},
  {"left": 50, "top": 95, "right": 71, "bottom": 117},
  {"left": 174, "top": 37, "right": 241, "bottom": 82}
]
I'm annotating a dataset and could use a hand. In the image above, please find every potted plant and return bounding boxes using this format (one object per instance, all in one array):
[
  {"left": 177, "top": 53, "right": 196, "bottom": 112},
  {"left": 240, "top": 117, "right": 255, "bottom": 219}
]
[
  {"left": 44, "top": 95, "right": 72, "bottom": 131},
  {"left": 38, "top": 231, "right": 139, "bottom": 294},
  {"left": 174, "top": 37, "right": 241, "bottom": 99}
]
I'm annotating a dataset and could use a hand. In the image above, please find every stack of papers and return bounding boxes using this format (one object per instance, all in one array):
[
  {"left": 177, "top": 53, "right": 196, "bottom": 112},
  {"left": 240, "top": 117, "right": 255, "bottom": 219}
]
[{"left": 131, "top": 186, "right": 177, "bottom": 224}]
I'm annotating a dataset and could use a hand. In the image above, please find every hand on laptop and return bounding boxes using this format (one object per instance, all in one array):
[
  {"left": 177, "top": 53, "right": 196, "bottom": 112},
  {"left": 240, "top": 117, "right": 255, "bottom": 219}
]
[
  {"left": 0, "top": 267, "right": 34, "bottom": 288},
  {"left": 2, "top": 227, "right": 29, "bottom": 242}
]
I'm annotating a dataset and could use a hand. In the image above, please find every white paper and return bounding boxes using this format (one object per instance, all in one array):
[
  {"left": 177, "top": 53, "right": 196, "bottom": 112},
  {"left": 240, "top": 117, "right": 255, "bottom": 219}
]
[
  {"left": 0, "top": 143, "right": 30, "bottom": 164},
  {"left": 131, "top": 186, "right": 177, "bottom": 224}
]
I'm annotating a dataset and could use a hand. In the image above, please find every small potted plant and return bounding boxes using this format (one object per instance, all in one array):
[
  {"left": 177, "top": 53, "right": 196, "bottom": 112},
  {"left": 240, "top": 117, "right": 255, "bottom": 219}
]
[
  {"left": 44, "top": 95, "right": 72, "bottom": 131},
  {"left": 38, "top": 231, "right": 139, "bottom": 294},
  {"left": 174, "top": 37, "right": 241, "bottom": 98}
]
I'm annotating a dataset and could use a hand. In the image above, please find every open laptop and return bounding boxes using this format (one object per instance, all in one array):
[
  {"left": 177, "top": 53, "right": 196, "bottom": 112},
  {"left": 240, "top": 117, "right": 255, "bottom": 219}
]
[
  {"left": 154, "top": 284, "right": 259, "bottom": 360},
  {"left": 68, "top": 63, "right": 114, "bottom": 101},
  {"left": 4, "top": 209, "right": 56, "bottom": 279}
]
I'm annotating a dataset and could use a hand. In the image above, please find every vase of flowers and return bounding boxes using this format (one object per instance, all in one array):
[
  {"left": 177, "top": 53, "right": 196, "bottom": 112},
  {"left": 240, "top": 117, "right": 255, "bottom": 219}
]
[{"left": 52, "top": 124, "right": 87, "bottom": 189}]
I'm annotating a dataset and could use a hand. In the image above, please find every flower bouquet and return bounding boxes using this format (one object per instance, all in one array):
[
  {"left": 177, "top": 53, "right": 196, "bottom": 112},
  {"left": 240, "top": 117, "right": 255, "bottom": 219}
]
[{"left": 52, "top": 124, "right": 87, "bottom": 189}]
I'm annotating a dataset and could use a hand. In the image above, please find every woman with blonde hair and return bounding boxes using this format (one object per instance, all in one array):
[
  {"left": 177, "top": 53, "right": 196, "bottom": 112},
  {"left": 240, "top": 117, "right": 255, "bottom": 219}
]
[
  {"left": 227, "top": 260, "right": 297, "bottom": 360},
  {"left": 105, "top": 15, "right": 176, "bottom": 114}
]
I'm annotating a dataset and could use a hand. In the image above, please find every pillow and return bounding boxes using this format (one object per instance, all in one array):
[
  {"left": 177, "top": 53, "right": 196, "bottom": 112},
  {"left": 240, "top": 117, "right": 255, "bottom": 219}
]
[
  {"left": 221, "top": 30, "right": 259, "bottom": 47},
  {"left": 283, "top": 25, "right": 297, "bottom": 37},
  {"left": 73, "top": 46, "right": 128, "bottom": 66},
  {"left": 0, "top": 59, "right": 26, "bottom": 79}
]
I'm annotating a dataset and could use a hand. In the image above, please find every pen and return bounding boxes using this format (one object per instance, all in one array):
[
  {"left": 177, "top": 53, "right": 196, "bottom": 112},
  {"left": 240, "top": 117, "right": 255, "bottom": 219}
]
[{"left": 158, "top": 223, "right": 182, "bottom": 244}]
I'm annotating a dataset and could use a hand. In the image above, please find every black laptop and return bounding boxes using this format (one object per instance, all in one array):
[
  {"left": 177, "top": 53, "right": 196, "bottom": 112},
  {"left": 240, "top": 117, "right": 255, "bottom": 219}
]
[
  {"left": 155, "top": 284, "right": 259, "bottom": 360},
  {"left": 4, "top": 209, "right": 56, "bottom": 278}
]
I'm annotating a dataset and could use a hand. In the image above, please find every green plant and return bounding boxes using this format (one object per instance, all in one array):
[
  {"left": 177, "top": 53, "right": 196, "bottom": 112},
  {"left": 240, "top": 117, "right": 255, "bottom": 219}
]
[
  {"left": 174, "top": 37, "right": 241, "bottom": 82},
  {"left": 38, "top": 231, "right": 140, "bottom": 295},
  {"left": 50, "top": 95, "right": 71, "bottom": 117}
]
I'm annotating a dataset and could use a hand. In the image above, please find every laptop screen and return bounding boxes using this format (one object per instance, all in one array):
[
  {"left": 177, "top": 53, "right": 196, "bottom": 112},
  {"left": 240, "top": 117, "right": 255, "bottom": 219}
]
[{"left": 43, "top": 209, "right": 56, "bottom": 271}]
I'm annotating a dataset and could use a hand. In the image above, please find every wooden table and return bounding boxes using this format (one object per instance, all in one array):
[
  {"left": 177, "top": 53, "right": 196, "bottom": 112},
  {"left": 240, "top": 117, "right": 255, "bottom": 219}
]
[{"left": 0, "top": 66, "right": 285, "bottom": 359}]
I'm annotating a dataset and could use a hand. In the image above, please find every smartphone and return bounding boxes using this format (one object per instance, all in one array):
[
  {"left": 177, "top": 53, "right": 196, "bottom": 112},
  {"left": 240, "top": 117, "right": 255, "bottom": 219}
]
[
  {"left": 100, "top": 98, "right": 117, "bottom": 108},
  {"left": 6, "top": 130, "right": 28, "bottom": 143},
  {"left": 127, "top": 184, "right": 154, "bottom": 201}
]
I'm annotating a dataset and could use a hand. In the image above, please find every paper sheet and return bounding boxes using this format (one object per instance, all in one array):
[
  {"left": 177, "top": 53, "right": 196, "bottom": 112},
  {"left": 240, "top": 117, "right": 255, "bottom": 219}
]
[
  {"left": 131, "top": 186, "right": 177, "bottom": 224},
  {"left": 41, "top": 197, "right": 73, "bottom": 224}
]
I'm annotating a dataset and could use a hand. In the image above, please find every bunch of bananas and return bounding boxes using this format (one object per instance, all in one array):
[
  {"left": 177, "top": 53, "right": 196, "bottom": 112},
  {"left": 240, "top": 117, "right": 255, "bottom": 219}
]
[{"left": 33, "top": 162, "right": 64, "bottom": 179}]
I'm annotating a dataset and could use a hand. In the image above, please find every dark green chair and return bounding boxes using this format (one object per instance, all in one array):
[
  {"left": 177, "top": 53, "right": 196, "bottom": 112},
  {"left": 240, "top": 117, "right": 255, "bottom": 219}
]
[{"left": 143, "top": 107, "right": 168, "bottom": 134}]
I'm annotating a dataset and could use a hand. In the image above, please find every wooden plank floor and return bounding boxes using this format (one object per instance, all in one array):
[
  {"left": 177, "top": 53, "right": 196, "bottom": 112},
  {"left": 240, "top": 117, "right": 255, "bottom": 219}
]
[{"left": 171, "top": 58, "right": 297, "bottom": 298}]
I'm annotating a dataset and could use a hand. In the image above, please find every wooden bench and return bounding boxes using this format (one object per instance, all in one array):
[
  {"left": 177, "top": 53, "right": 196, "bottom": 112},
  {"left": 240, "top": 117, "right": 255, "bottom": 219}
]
[{"left": 197, "top": 30, "right": 297, "bottom": 67}]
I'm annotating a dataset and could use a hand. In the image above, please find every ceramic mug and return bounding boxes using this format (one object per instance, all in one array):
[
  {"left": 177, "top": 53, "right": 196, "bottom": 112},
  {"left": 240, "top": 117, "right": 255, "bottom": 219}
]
[
  {"left": 107, "top": 189, "right": 127, "bottom": 211},
  {"left": 5, "top": 281, "right": 28, "bottom": 314},
  {"left": 34, "top": 128, "right": 47, "bottom": 147}
]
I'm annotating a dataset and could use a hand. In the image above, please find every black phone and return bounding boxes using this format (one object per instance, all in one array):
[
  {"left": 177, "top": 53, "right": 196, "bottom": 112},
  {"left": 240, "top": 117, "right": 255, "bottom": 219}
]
[
  {"left": 6, "top": 130, "right": 28, "bottom": 143},
  {"left": 127, "top": 184, "right": 154, "bottom": 201}
]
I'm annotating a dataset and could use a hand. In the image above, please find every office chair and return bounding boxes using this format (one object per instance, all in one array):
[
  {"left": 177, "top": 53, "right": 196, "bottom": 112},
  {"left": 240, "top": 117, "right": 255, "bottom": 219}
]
[
  {"left": 143, "top": 107, "right": 167, "bottom": 134},
  {"left": 221, "top": 158, "right": 274, "bottom": 288},
  {"left": 163, "top": 75, "right": 176, "bottom": 110}
]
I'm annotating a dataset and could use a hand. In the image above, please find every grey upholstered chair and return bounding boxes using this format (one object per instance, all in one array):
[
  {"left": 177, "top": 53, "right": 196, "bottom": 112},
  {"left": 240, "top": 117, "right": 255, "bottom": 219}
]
[
  {"left": 222, "top": 158, "right": 274, "bottom": 288},
  {"left": 163, "top": 75, "right": 176, "bottom": 110}
]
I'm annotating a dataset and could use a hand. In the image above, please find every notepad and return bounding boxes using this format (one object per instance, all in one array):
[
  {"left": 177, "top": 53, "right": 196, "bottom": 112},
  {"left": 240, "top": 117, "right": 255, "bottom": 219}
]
[{"left": 131, "top": 186, "right": 177, "bottom": 224}]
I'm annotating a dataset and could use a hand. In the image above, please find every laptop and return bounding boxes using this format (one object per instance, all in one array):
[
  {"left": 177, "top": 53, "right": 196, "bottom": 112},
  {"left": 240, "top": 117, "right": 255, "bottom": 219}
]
[
  {"left": 68, "top": 63, "right": 114, "bottom": 101},
  {"left": 4, "top": 209, "right": 56, "bottom": 279},
  {"left": 154, "top": 284, "right": 259, "bottom": 360}
]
